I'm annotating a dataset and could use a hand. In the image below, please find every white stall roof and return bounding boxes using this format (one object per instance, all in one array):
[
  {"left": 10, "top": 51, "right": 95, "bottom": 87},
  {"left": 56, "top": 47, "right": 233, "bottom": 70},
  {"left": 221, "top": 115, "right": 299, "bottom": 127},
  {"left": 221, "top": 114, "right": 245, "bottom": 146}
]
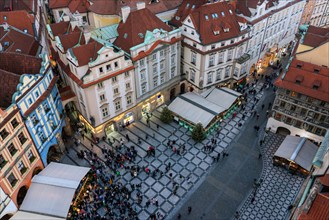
[
  {"left": 11, "top": 211, "right": 65, "bottom": 220},
  {"left": 19, "top": 163, "right": 90, "bottom": 218},
  {"left": 201, "top": 87, "right": 242, "bottom": 109},
  {"left": 274, "top": 136, "right": 318, "bottom": 171}
]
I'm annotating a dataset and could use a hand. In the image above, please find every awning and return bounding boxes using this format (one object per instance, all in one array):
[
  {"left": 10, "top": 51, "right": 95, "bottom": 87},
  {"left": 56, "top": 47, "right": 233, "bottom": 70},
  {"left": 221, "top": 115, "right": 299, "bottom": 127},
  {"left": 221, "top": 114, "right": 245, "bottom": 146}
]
[
  {"left": 274, "top": 136, "right": 318, "bottom": 171},
  {"left": 19, "top": 163, "right": 90, "bottom": 218},
  {"left": 201, "top": 87, "right": 241, "bottom": 110}
]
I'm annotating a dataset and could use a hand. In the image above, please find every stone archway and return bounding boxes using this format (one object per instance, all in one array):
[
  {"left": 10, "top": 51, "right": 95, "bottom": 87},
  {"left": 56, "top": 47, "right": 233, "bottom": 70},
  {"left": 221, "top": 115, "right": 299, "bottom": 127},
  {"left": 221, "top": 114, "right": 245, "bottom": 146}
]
[
  {"left": 46, "top": 145, "right": 62, "bottom": 164},
  {"left": 16, "top": 186, "right": 28, "bottom": 206},
  {"left": 276, "top": 127, "right": 291, "bottom": 136}
]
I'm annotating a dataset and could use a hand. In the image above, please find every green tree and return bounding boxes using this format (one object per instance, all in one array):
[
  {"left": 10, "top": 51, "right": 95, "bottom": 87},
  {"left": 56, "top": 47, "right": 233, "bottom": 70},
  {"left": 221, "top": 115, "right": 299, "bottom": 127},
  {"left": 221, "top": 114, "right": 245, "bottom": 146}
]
[
  {"left": 160, "top": 107, "right": 173, "bottom": 123},
  {"left": 191, "top": 123, "right": 206, "bottom": 142}
]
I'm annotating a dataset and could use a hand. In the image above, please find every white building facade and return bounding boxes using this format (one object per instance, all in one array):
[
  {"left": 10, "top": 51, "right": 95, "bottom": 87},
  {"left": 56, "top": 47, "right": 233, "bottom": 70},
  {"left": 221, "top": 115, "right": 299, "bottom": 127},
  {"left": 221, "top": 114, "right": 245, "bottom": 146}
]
[{"left": 310, "top": 0, "right": 329, "bottom": 27}]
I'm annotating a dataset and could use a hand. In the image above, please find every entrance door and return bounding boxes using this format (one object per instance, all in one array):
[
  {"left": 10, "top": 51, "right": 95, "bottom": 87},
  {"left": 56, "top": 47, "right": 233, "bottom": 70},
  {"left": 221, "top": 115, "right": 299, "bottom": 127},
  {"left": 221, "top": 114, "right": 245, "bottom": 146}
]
[
  {"left": 180, "top": 83, "right": 186, "bottom": 94},
  {"left": 105, "top": 122, "right": 115, "bottom": 137},
  {"left": 170, "top": 88, "right": 176, "bottom": 100}
]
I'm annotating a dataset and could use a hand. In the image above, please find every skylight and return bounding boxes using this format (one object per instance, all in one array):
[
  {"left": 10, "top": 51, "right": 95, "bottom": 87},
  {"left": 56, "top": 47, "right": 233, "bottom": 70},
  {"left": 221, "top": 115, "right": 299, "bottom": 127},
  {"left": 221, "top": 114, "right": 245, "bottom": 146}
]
[
  {"left": 205, "top": 15, "right": 209, "bottom": 20},
  {"left": 212, "top": 13, "right": 218, "bottom": 19},
  {"left": 229, "top": 10, "right": 233, "bottom": 15},
  {"left": 138, "top": 33, "right": 144, "bottom": 38},
  {"left": 221, "top": 12, "right": 225, "bottom": 17}
]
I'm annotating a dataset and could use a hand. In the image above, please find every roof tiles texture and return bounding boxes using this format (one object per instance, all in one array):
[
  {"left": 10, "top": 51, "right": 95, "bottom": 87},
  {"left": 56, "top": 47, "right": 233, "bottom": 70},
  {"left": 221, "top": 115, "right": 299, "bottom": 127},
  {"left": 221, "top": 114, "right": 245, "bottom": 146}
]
[
  {"left": 189, "top": 2, "right": 242, "bottom": 45},
  {"left": 235, "top": 0, "right": 278, "bottom": 17},
  {"left": 274, "top": 59, "right": 329, "bottom": 102},
  {"left": 49, "top": 0, "right": 90, "bottom": 13},
  {"left": 114, "top": 8, "right": 172, "bottom": 53},
  {"left": 299, "top": 193, "right": 329, "bottom": 220},
  {"left": 0, "top": 10, "right": 34, "bottom": 35},
  {"left": 57, "top": 31, "right": 86, "bottom": 52},
  {"left": 49, "top": 21, "right": 80, "bottom": 37},
  {"left": 303, "top": 26, "right": 329, "bottom": 48},
  {"left": 71, "top": 40, "right": 103, "bottom": 66},
  {"left": 0, "top": 52, "right": 42, "bottom": 109},
  {"left": 0, "top": 0, "right": 36, "bottom": 13}
]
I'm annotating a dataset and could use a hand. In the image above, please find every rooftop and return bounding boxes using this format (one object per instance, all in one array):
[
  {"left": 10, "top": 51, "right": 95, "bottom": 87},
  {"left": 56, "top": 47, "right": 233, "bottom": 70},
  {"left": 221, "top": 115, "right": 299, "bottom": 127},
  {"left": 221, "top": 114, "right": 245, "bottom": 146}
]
[
  {"left": 235, "top": 0, "right": 279, "bottom": 17},
  {"left": 70, "top": 40, "right": 103, "bottom": 66},
  {"left": 49, "top": 0, "right": 90, "bottom": 13},
  {"left": 0, "top": 52, "right": 42, "bottom": 109},
  {"left": 114, "top": 8, "right": 172, "bottom": 53},
  {"left": 57, "top": 31, "right": 86, "bottom": 53},
  {"left": 0, "top": 10, "right": 35, "bottom": 36},
  {"left": 302, "top": 25, "right": 329, "bottom": 48},
  {"left": 275, "top": 59, "right": 329, "bottom": 102},
  {"left": 0, "top": 0, "right": 37, "bottom": 13},
  {"left": 299, "top": 193, "right": 329, "bottom": 220},
  {"left": 48, "top": 21, "right": 80, "bottom": 39}
]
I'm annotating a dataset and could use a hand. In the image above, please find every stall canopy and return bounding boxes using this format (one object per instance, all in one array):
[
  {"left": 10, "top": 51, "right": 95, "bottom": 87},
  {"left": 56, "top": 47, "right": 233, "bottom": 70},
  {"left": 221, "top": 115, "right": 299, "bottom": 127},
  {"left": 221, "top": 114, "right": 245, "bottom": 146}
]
[
  {"left": 168, "top": 88, "right": 241, "bottom": 128},
  {"left": 19, "top": 162, "right": 90, "bottom": 219},
  {"left": 274, "top": 136, "right": 318, "bottom": 171}
]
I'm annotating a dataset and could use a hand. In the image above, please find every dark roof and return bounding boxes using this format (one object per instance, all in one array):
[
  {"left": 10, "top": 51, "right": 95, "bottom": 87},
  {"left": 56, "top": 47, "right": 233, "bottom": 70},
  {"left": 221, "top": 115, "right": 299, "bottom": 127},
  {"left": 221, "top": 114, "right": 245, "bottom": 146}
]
[
  {"left": 188, "top": 2, "right": 242, "bottom": 45},
  {"left": 0, "top": 26, "right": 40, "bottom": 55},
  {"left": 71, "top": 40, "right": 103, "bottom": 66},
  {"left": 303, "top": 25, "right": 329, "bottom": 48},
  {"left": 275, "top": 59, "right": 329, "bottom": 102},
  {"left": 57, "top": 31, "right": 86, "bottom": 52},
  {"left": 48, "top": 21, "right": 80, "bottom": 38},
  {"left": 235, "top": 0, "right": 278, "bottom": 17},
  {"left": 88, "top": 0, "right": 183, "bottom": 16},
  {"left": 169, "top": 0, "right": 207, "bottom": 27},
  {"left": 0, "top": 0, "right": 36, "bottom": 13},
  {"left": 0, "top": 10, "right": 34, "bottom": 36},
  {"left": 299, "top": 193, "right": 329, "bottom": 220},
  {"left": 0, "top": 52, "right": 42, "bottom": 108},
  {"left": 49, "top": 0, "right": 90, "bottom": 13},
  {"left": 114, "top": 8, "right": 172, "bottom": 53}
]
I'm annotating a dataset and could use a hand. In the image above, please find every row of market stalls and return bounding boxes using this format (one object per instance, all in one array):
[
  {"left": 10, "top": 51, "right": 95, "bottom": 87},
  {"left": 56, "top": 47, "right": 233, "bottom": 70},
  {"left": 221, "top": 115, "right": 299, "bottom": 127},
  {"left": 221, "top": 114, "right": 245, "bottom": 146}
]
[
  {"left": 168, "top": 87, "right": 243, "bottom": 134},
  {"left": 11, "top": 163, "right": 90, "bottom": 220}
]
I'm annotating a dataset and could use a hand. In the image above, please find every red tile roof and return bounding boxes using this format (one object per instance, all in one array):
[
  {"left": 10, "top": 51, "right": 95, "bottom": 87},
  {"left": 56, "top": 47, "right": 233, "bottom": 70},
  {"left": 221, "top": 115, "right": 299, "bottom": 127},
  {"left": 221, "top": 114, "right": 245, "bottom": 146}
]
[
  {"left": 275, "top": 59, "right": 329, "bottom": 102},
  {"left": 114, "top": 8, "right": 172, "bottom": 53},
  {"left": 0, "top": 10, "right": 34, "bottom": 35},
  {"left": 48, "top": 21, "right": 80, "bottom": 39},
  {"left": 169, "top": 0, "right": 207, "bottom": 27},
  {"left": 188, "top": 2, "right": 242, "bottom": 45},
  {"left": 57, "top": 31, "right": 86, "bottom": 52},
  {"left": 0, "top": 0, "right": 36, "bottom": 13},
  {"left": 0, "top": 52, "right": 42, "bottom": 109},
  {"left": 299, "top": 193, "right": 329, "bottom": 220},
  {"left": 70, "top": 40, "right": 103, "bottom": 66},
  {"left": 319, "top": 173, "right": 329, "bottom": 187},
  {"left": 0, "top": 26, "right": 40, "bottom": 55},
  {"left": 88, "top": 0, "right": 182, "bottom": 16},
  {"left": 235, "top": 0, "right": 278, "bottom": 17},
  {"left": 303, "top": 26, "right": 329, "bottom": 48},
  {"left": 49, "top": 0, "right": 89, "bottom": 13}
]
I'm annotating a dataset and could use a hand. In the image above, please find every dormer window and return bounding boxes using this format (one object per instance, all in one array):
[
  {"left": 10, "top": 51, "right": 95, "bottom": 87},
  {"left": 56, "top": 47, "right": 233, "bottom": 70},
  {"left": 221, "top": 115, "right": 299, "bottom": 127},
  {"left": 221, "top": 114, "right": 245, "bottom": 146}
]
[
  {"left": 212, "top": 13, "right": 218, "bottom": 19},
  {"left": 186, "top": 3, "right": 190, "bottom": 8},
  {"left": 124, "top": 33, "right": 128, "bottom": 39},
  {"left": 224, "top": 28, "right": 230, "bottom": 33},
  {"left": 205, "top": 15, "right": 209, "bottom": 20},
  {"left": 313, "top": 80, "right": 321, "bottom": 90},
  {"left": 138, "top": 33, "right": 144, "bottom": 38},
  {"left": 229, "top": 10, "right": 233, "bottom": 15},
  {"left": 214, "top": 30, "right": 220, "bottom": 35},
  {"left": 23, "top": 29, "right": 28, "bottom": 33},
  {"left": 149, "top": 0, "right": 159, "bottom": 4},
  {"left": 296, "top": 63, "right": 303, "bottom": 68},
  {"left": 295, "top": 75, "right": 304, "bottom": 84},
  {"left": 192, "top": 5, "right": 195, "bottom": 9},
  {"left": 221, "top": 12, "right": 225, "bottom": 17},
  {"left": 314, "top": 68, "right": 320, "bottom": 73},
  {"left": 3, "top": 16, "right": 7, "bottom": 21},
  {"left": 175, "top": 16, "right": 180, "bottom": 20}
]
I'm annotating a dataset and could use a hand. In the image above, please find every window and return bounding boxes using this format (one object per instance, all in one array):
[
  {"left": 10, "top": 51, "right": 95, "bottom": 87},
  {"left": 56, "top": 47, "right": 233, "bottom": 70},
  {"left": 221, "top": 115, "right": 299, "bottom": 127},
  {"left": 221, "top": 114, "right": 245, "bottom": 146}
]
[
  {"left": 100, "top": 94, "right": 105, "bottom": 101},
  {"left": 43, "top": 102, "right": 50, "bottom": 112},
  {"left": 115, "top": 100, "right": 121, "bottom": 111},
  {"left": 225, "top": 66, "right": 231, "bottom": 77},
  {"left": 114, "top": 62, "right": 118, "bottom": 68},
  {"left": 160, "top": 50, "right": 164, "bottom": 57},
  {"left": 126, "top": 95, "right": 132, "bottom": 105},
  {"left": 7, "top": 173, "right": 17, "bottom": 187},
  {"left": 152, "top": 53, "right": 157, "bottom": 61},
  {"left": 171, "top": 55, "right": 175, "bottom": 66},
  {"left": 190, "top": 70, "right": 195, "bottom": 82},
  {"left": 209, "top": 54, "right": 215, "bottom": 67},
  {"left": 216, "top": 69, "right": 222, "bottom": 81},
  {"left": 102, "top": 107, "right": 109, "bottom": 117},
  {"left": 191, "top": 31, "right": 195, "bottom": 35},
  {"left": 153, "top": 77, "right": 158, "bottom": 87},
  {"left": 0, "top": 154, "right": 7, "bottom": 169},
  {"left": 212, "top": 13, "right": 218, "bottom": 18},
  {"left": 221, "top": 42, "right": 225, "bottom": 47},
  {"left": 0, "top": 129, "right": 9, "bottom": 140},
  {"left": 124, "top": 72, "right": 130, "bottom": 77},
  {"left": 140, "top": 59, "right": 145, "bottom": 67},
  {"left": 11, "top": 118, "right": 19, "bottom": 129},
  {"left": 28, "top": 98, "right": 33, "bottom": 105},
  {"left": 18, "top": 161, "right": 26, "bottom": 174},
  {"left": 191, "top": 51, "right": 196, "bottom": 65},
  {"left": 97, "top": 82, "right": 104, "bottom": 89},
  {"left": 221, "top": 12, "right": 225, "bottom": 17},
  {"left": 35, "top": 91, "right": 40, "bottom": 98},
  {"left": 126, "top": 82, "right": 131, "bottom": 90},
  {"left": 8, "top": 143, "right": 17, "bottom": 156},
  {"left": 218, "top": 52, "right": 224, "bottom": 64},
  {"left": 113, "top": 88, "right": 119, "bottom": 95},
  {"left": 171, "top": 68, "right": 176, "bottom": 78},
  {"left": 207, "top": 72, "right": 213, "bottom": 84},
  {"left": 27, "top": 150, "right": 35, "bottom": 163},
  {"left": 99, "top": 67, "right": 104, "bottom": 74},
  {"left": 227, "top": 49, "right": 233, "bottom": 61},
  {"left": 193, "top": 42, "right": 197, "bottom": 47},
  {"left": 112, "top": 76, "right": 117, "bottom": 83},
  {"left": 205, "top": 15, "right": 209, "bottom": 20},
  {"left": 141, "top": 71, "right": 146, "bottom": 81},
  {"left": 171, "top": 45, "right": 175, "bottom": 53},
  {"left": 160, "top": 61, "right": 164, "bottom": 70},
  {"left": 211, "top": 44, "right": 216, "bottom": 49},
  {"left": 234, "top": 67, "right": 239, "bottom": 77},
  {"left": 30, "top": 114, "right": 38, "bottom": 126},
  {"left": 106, "top": 64, "right": 112, "bottom": 71},
  {"left": 18, "top": 133, "right": 27, "bottom": 145},
  {"left": 141, "top": 83, "right": 147, "bottom": 94},
  {"left": 39, "top": 132, "right": 45, "bottom": 143},
  {"left": 160, "top": 73, "right": 165, "bottom": 84}
]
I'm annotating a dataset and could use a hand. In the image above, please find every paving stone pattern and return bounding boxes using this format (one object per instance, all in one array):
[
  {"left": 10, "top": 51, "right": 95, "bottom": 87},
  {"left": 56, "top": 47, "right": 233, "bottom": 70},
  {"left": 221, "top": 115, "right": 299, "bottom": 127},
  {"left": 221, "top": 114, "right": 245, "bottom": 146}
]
[
  {"left": 63, "top": 82, "right": 266, "bottom": 219},
  {"left": 237, "top": 132, "right": 305, "bottom": 220}
]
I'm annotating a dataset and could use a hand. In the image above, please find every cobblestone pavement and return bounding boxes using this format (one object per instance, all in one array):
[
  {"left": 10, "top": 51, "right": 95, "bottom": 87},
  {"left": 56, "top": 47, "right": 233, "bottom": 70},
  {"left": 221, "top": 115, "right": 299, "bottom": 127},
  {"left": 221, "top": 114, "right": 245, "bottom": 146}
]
[
  {"left": 237, "top": 132, "right": 305, "bottom": 220},
  {"left": 60, "top": 82, "right": 265, "bottom": 219}
]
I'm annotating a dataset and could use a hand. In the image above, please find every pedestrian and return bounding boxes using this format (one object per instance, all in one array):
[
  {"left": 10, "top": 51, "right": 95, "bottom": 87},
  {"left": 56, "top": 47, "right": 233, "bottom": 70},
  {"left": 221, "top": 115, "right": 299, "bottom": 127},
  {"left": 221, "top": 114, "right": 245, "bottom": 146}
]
[
  {"left": 177, "top": 213, "right": 181, "bottom": 219},
  {"left": 188, "top": 206, "right": 192, "bottom": 214},
  {"left": 256, "top": 114, "right": 260, "bottom": 120},
  {"left": 145, "top": 134, "right": 148, "bottom": 140},
  {"left": 91, "top": 143, "right": 93, "bottom": 149},
  {"left": 157, "top": 124, "right": 159, "bottom": 131},
  {"left": 217, "top": 153, "right": 221, "bottom": 162},
  {"left": 81, "top": 133, "right": 84, "bottom": 140},
  {"left": 234, "top": 211, "right": 240, "bottom": 219},
  {"left": 146, "top": 200, "right": 150, "bottom": 208},
  {"left": 251, "top": 197, "right": 255, "bottom": 203},
  {"left": 258, "top": 153, "right": 262, "bottom": 159},
  {"left": 153, "top": 133, "right": 155, "bottom": 138},
  {"left": 268, "top": 102, "right": 272, "bottom": 109},
  {"left": 126, "top": 134, "right": 130, "bottom": 142}
]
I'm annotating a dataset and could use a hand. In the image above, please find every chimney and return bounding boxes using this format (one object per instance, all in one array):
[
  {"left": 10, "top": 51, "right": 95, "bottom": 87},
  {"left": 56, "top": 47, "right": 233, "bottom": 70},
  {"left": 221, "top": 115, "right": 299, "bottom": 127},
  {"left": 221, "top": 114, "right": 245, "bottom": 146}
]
[
  {"left": 136, "top": 2, "right": 146, "bottom": 10},
  {"left": 121, "top": 6, "right": 130, "bottom": 23}
]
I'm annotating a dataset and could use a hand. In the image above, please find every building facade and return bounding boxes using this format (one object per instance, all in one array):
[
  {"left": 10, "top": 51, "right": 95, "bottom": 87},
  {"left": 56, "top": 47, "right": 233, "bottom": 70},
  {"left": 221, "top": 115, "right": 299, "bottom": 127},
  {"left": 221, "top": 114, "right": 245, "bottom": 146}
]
[
  {"left": 267, "top": 59, "right": 329, "bottom": 143},
  {"left": 0, "top": 53, "right": 66, "bottom": 166},
  {"left": 114, "top": 4, "right": 182, "bottom": 119},
  {"left": 236, "top": 0, "right": 305, "bottom": 70},
  {"left": 174, "top": 1, "right": 251, "bottom": 92},
  {"left": 300, "top": 0, "right": 316, "bottom": 25},
  {"left": 309, "top": 0, "right": 329, "bottom": 27},
  {"left": 0, "top": 106, "right": 43, "bottom": 219}
]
